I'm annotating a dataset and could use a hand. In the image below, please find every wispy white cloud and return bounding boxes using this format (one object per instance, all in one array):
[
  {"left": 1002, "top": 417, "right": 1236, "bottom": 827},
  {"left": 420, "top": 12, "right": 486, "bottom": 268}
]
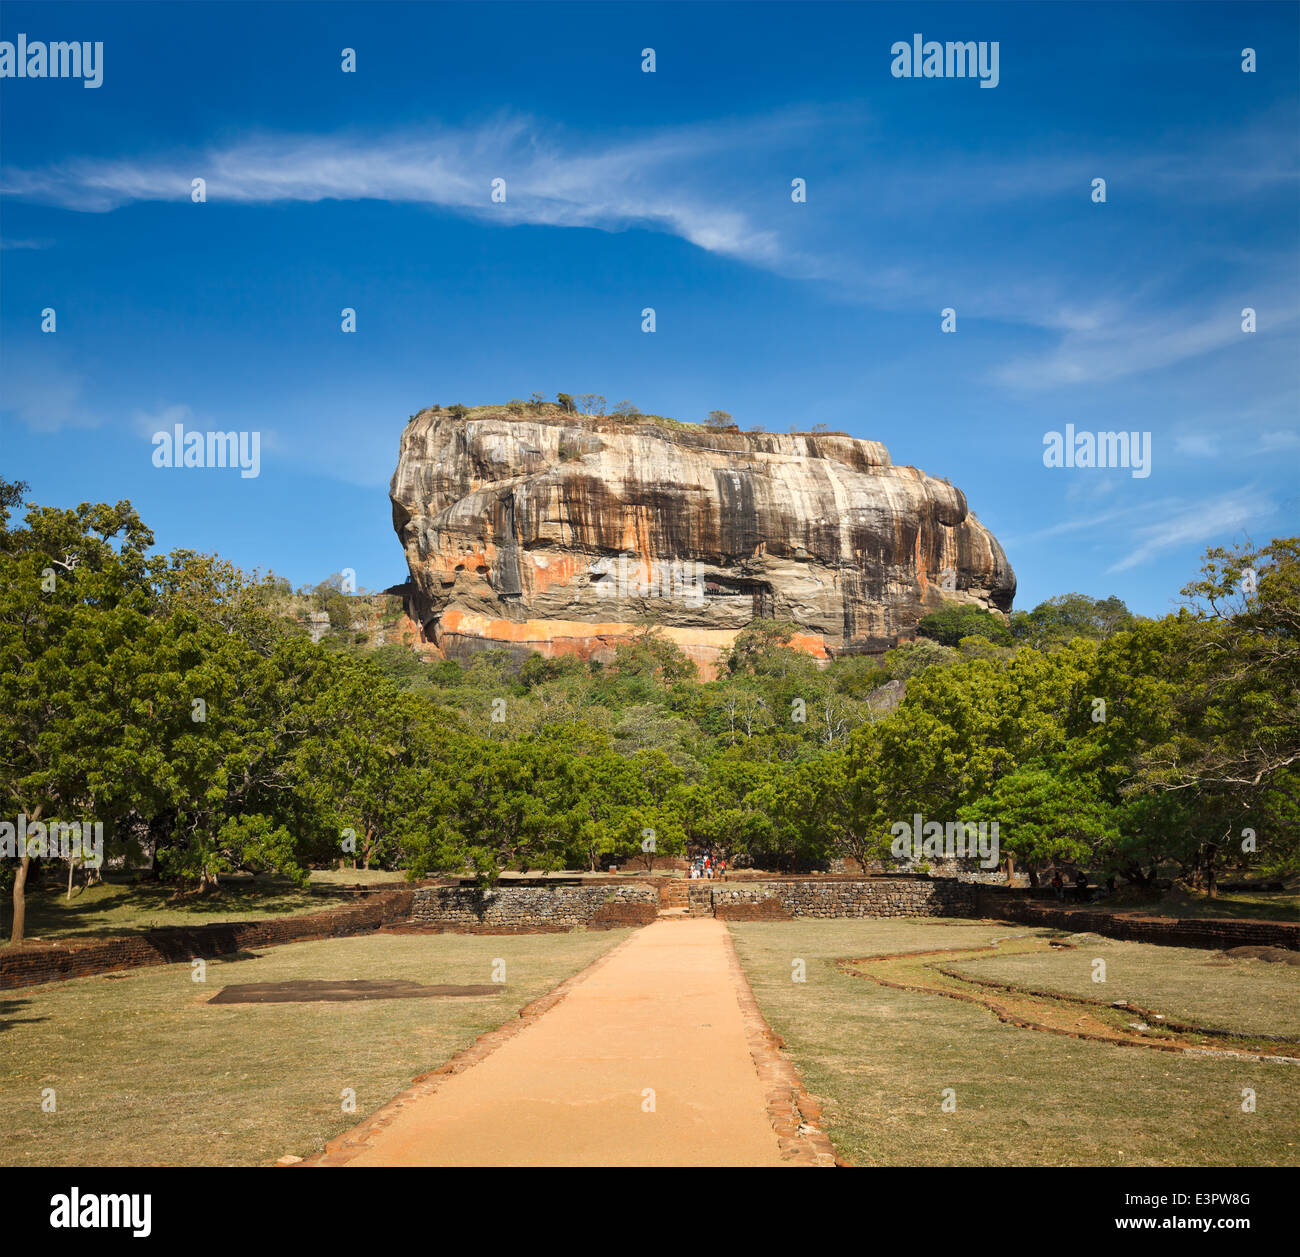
[
  {"left": 1, "top": 362, "right": 102, "bottom": 433},
  {"left": 866, "top": 109, "right": 1299, "bottom": 215},
  {"left": 1006, "top": 484, "right": 1278, "bottom": 572},
  {"left": 989, "top": 301, "right": 1297, "bottom": 391},
  {"left": 6, "top": 108, "right": 1295, "bottom": 395},
  {"left": 1174, "top": 433, "right": 1219, "bottom": 458},
  {"left": 1256, "top": 430, "right": 1300, "bottom": 453},
  {"left": 1107, "top": 487, "right": 1273, "bottom": 573},
  {"left": 0, "top": 114, "right": 815, "bottom": 272},
  {"left": 130, "top": 403, "right": 195, "bottom": 439},
  {"left": 1003, "top": 496, "right": 1175, "bottom": 548},
  {"left": 131, "top": 403, "right": 282, "bottom": 456}
]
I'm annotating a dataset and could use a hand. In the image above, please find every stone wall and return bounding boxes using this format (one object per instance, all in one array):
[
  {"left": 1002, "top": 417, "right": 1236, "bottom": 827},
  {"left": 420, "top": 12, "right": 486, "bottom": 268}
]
[
  {"left": 1, "top": 889, "right": 414, "bottom": 989},
  {"left": 407, "top": 883, "right": 658, "bottom": 932},
  {"left": 711, "top": 877, "right": 978, "bottom": 920},
  {"left": 687, "top": 882, "right": 714, "bottom": 917},
  {"left": 976, "top": 887, "right": 1300, "bottom": 951}
]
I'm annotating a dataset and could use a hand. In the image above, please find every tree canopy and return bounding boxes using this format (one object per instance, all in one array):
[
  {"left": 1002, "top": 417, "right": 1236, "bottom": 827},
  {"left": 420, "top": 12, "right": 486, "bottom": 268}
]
[{"left": 3, "top": 475, "right": 1292, "bottom": 940}]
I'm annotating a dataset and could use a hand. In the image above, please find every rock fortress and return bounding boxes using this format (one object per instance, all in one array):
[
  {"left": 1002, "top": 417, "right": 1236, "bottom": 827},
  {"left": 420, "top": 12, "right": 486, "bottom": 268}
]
[{"left": 389, "top": 404, "right": 1016, "bottom": 679}]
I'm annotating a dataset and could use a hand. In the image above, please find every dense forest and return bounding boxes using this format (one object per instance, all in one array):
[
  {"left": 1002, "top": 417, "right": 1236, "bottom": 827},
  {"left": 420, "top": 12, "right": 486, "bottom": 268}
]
[{"left": 2, "top": 475, "right": 1295, "bottom": 943}]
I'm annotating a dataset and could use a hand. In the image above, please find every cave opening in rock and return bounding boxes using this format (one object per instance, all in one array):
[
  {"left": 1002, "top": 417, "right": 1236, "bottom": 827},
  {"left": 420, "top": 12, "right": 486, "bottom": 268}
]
[{"left": 704, "top": 577, "right": 775, "bottom": 619}]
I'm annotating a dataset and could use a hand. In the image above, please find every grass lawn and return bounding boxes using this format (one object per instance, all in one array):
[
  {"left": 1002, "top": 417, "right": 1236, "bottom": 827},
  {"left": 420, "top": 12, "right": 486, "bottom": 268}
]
[
  {"left": 946, "top": 934, "right": 1300, "bottom": 1037},
  {"left": 0, "top": 928, "right": 629, "bottom": 1167},
  {"left": 2, "top": 870, "right": 410, "bottom": 943},
  {"left": 1103, "top": 888, "right": 1299, "bottom": 922},
  {"left": 308, "top": 868, "right": 409, "bottom": 887},
  {"left": 729, "top": 918, "right": 1300, "bottom": 1167}
]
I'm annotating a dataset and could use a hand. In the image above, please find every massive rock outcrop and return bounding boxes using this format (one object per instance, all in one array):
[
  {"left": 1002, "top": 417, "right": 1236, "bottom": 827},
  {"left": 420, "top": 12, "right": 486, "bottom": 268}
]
[{"left": 390, "top": 406, "right": 1015, "bottom": 677}]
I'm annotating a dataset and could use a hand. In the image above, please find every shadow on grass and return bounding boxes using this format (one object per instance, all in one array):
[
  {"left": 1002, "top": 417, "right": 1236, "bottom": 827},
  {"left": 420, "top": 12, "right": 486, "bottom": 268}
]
[
  {"left": 209, "top": 950, "right": 266, "bottom": 965},
  {"left": 0, "top": 997, "right": 48, "bottom": 1033},
  {"left": 12, "top": 875, "right": 326, "bottom": 941},
  {"left": 1093, "top": 890, "right": 1299, "bottom": 924}
]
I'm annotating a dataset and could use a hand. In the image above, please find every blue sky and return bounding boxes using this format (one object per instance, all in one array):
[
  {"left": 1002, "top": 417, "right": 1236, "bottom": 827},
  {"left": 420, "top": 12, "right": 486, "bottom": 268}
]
[{"left": 2, "top": 0, "right": 1297, "bottom": 615}]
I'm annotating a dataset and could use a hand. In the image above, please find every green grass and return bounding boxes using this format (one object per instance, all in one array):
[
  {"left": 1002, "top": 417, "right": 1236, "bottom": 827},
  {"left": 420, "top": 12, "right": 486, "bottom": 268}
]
[
  {"left": 1109, "top": 889, "right": 1299, "bottom": 923},
  {"left": 946, "top": 935, "right": 1300, "bottom": 1037},
  {"left": 2, "top": 869, "right": 414, "bottom": 943},
  {"left": 728, "top": 919, "right": 1300, "bottom": 1167},
  {"left": 0, "top": 928, "right": 628, "bottom": 1167},
  {"left": 306, "top": 868, "right": 410, "bottom": 888}
]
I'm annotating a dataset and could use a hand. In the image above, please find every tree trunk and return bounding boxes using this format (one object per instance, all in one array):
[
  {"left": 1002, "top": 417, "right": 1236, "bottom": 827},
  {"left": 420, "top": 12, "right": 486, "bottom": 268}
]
[
  {"left": 11, "top": 855, "right": 31, "bottom": 945},
  {"left": 10, "top": 805, "right": 43, "bottom": 945},
  {"left": 67, "top": 858, "right": 75, "bottom": 900},
  {"left": 1204, "top": 843, "right": 1218, "bottom": 899}
]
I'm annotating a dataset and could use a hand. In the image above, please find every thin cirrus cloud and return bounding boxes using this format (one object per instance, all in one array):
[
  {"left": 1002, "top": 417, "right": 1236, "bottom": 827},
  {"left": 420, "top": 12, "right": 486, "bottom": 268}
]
[
  {"left": 1007, "top": 488, "right": 1275, "bottom": 575},
  {"left": 1001, "top": 497, "right": 1176, "bottom": 552},
  {"left": 131, "top": 404, "right": 283, "bottom": 457},
  {"left": 130, "top": 403, "right": 197, "bottom": 440},
  {"left": 1257, "top": 430, "right": 1300, "bottom": 452},
  {"left": 1175, "top": 433, "right": 1219, "bottom": 458},
  {"left": 0, "top": 114, "right": 805, "bottom": 271},
  {"left": 4, "top": 109, "right": 1295, "bottom": 394},
  {"left": 0, "top": 361, "right": 102, "bottom": 433},
  {"left": 988, "top": 294, "right": 1298, "bottom": 391},
  {"left": 868, "top": 111, "right": 1300, "bottom": 215},
  {"left": 1107, "top": 487, "right": 1273, "bottom": 574}
]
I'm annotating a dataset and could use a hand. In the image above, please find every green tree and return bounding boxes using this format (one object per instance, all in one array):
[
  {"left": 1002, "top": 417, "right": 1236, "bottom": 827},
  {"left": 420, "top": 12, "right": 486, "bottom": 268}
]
[
  {"left": 916, "top": 603, "right": 1012, "bottom": 648},
  {"left": 0, "top": 498, "right": 156, "bottom": 941},
  {"left": 1131, "top": 539, "right": 1299, "bottom": 894},
  {"left": 1009, "top": 593, "right": 1137, "bottom": 648},
  {"left": 962, "top": 765, "right": 1120, "bottom": 885}
]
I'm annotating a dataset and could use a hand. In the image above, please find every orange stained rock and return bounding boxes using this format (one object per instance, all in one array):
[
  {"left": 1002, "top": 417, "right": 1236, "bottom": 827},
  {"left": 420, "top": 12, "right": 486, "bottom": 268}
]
[{"left": 438, "top": 606, "right": 740, "bottom": 648}]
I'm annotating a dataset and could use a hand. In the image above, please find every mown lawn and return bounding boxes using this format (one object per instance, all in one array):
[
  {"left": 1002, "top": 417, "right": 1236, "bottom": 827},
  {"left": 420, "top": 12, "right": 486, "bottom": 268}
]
[
  {"left": 1, "top": 928, "right": 628, "bottom": 1167},
  {"left": 1105, "top": 889, "right": 1298, "bottom": 922},
  {"left": 2, "top": 870, "right": 409, "bottom": 942},
  {"left": 946, "top": 934, "right": 1300, "bottom": 1037},
  {"left": 729, "top": 919, "right": 1300, "bottom": 1167}
]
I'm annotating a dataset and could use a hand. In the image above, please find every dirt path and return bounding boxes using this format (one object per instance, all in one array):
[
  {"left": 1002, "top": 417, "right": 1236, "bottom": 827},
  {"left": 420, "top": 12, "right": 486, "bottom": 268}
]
[{"left": 331, "top": 919, "right": 793, "bottom": 1167}]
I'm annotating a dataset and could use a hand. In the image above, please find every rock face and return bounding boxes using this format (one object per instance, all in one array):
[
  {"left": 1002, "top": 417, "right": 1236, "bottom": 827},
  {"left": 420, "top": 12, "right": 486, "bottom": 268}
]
[{"left": 390, "top": 407, "right": 1015, "bottom": 677}]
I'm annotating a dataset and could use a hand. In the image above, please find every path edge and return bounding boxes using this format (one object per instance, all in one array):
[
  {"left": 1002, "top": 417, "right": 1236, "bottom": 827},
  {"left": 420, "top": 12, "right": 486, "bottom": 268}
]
[
  {"left": 720, "top": 925, "right": 842, "bottom": 1167},
  {"left": 289, "top": 927, "right": 643, "bottom": 1167}
]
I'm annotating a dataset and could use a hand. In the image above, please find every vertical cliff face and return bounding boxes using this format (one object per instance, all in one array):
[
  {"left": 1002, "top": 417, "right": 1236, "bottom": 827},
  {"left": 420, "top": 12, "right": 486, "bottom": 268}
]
[{"left": 390, "top": 407, "right": 1015, "bottom": 676}]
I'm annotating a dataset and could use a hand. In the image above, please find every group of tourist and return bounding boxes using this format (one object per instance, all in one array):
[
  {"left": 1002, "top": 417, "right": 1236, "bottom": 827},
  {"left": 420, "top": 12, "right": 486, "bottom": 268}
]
[
  {"left": 1050, "top": 870, "right": 1091, "bottom": 902},
  {"left": 688, "top": 852, "right": 726, "bottom": 880}
]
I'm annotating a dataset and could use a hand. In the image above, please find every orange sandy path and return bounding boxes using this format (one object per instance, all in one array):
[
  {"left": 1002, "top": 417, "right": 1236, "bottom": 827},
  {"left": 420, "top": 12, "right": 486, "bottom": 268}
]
[{"left": 342, "top": 919, "right": 788, "bottom": 1167}]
